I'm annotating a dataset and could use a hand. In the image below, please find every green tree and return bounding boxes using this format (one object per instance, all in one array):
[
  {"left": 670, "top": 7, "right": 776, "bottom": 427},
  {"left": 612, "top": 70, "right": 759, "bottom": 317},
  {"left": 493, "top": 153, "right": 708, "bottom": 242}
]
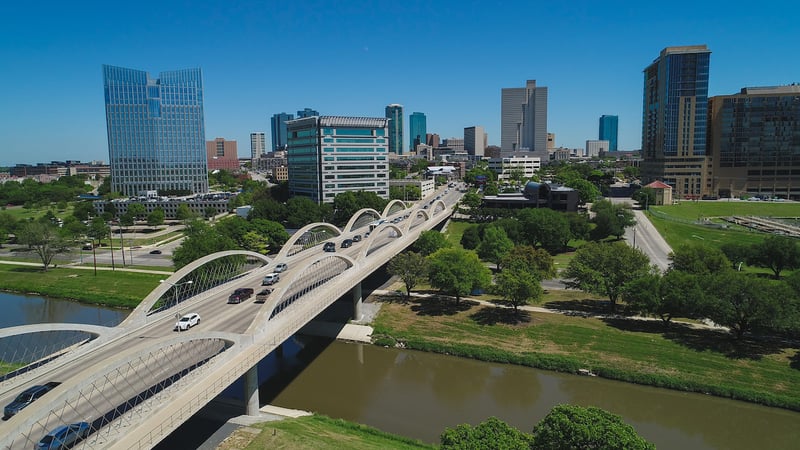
[
  {"left": 670, "top": 243, "right": 732, "bottom": 275},
  {"left": 566, "top": 212, "right": 591, "bottom": 241},
  {"left": 632, "top": 187, "right": 655, "bottom": 209},
  {"left": 387, "top": 251, "right": 429, "bottom": 299},
  {"left": 0, "top": 212, "right": 18, "bottom": 248},
  {"left": 565, "top": 178, "right": 601, "bottom": 205},
  {"left": 590, "top": 199, "right": 635, "bottom": 240},
  {"left": 477, "top": 225, "right": 514, "bottom": 270},
  {"left": 702, "top": 271, "right": 784, "bottom": 339},
  {"left": 501, "top": 245, "right": 557, "bottom": 280},
  {"left": 413, "top": 230, "right": 451, "bottom": 256},
  {"left": 172, "top": 219, "right": 238, "bottom": 269},
  {"left": 286, "top": 196, "right": 324, "bottom": 228},
  {"left": 495, "top": 263, "right": 543, "bottom": 312},
  {"left": 531, "top": 404, "right": 655, "bottom": 450},
  {"left": 71, "top": 201, "right": 96, "bottom": 222},
  {"left": 175, "top": 203, "right": 196, "bottom": 222},
  {"left": 204, "top": 206, "right": 218, "bottom": 220},
  {"left": 16, "top": 221, "right": 70, "bottom": 271},
  {"left": 440, "top": 417, "right": 533, "bottom": 450},
  {"left": 516, "top": 208, "right": 571, "bottom": 254},
  {"left": 250, "top": 219, "right": 289, "bottom": 253},
  {"left": 250, "top": 197, "right": 288, "bottom": 222},
  {"left": 126, "top": 203, "right": 146, "bottom": 221},
  {"left": 748, "top": 235, "right": 800, "bottom": 279},
  {"left": 483, "top": 182, "right": 499, "bottom": 196},
  {"left": 563, "top": 241, "right": 652, "bottom": 312},
  {"left": 460, "top": 225, "right": 482, "bottom": 250},
  {"left": 427, "top": 248, "right": 492, "bottom": 304},
  {"left": 146, "top": 207, "right": 165, "bottom": 228},
  {"left": 623, "top": 270, "right": 703, "bottom": 326},
  {"left": 86, "top": 217, "right": 110, "bottom": 247}
]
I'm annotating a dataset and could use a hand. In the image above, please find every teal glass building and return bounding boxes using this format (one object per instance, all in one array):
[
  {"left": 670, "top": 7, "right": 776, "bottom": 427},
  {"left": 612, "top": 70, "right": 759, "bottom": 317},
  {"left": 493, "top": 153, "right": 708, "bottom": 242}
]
[
  {"left": 103, "top": 65, "right": 208, "bottom": 196},
  {"left": 409, "top": 112, "right": 427, "bottom": 152},
  {"left": 271, "top": 112, "right": 294, "bottom": 151},
  {"left": 385, "top": 104, "right": 404, "bottom": 154},
  {"left": 598, "top": 115, "right": 618, "bottom": 152}
]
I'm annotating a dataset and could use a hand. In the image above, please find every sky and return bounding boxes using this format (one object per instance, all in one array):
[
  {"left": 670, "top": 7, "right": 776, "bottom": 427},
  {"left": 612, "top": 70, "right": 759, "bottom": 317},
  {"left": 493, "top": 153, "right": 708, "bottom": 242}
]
[{"left": 2, "top": 0, "right": 799, "bottom": 166}]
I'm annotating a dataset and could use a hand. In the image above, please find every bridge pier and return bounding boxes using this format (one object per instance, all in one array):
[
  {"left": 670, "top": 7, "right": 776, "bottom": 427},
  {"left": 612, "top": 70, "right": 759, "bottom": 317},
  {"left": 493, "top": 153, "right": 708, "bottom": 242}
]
[
  {"left": 352, "top": 282, "right": 362, "bottom": 321},
  {"left": 244, "top": 365, "right": 260, "bottom": 416}
]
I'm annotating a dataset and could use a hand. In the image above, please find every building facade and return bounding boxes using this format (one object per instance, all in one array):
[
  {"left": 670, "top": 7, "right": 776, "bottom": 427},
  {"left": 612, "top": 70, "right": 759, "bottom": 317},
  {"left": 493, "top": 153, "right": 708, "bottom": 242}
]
[
  {"left": 501, "top": 79, "right": 548, "bottom": 160},
  {"left": 708, "top": 85, "right": 800, "bottom": 199},
  {"left": 385, "top": 104, "right": 404, "bottom": 155},
  {"left": 271, "top": 112, "right": 294, "bottom": 151},
  {"left": 464, "top": 126, "right": 487, "bottom": 157},
  {"left": 250, "top": 132, "right": 266, "bottom": 161},
  {"left": 641, "top": 45, "right": 711, "bottom": 199},
  {"left": 409, "top": 112, "right": 427, "bottom": 152},
  {"left": 286, "top": 116, "right": 390, "bottom": 203},
  {"left": 103, "top": 65, "right": 208, "bottom": 196},
  {"left": 426, "top": 133, "right": 440, "bottom": 148},
  {"left": 599, "top": 115, "right": 619, "bottom": 152},
  {"left": 585, "top": 140, "right": 610, "bottom": 158},
  {"left": 488, "top": 153, "right": 542, "bottom": 181},
  {"left": 206, "top": 138, "right": 239, "bottom": 171},
  {"left": 297, "top": 108, "right": 319, "bottom": 118}
]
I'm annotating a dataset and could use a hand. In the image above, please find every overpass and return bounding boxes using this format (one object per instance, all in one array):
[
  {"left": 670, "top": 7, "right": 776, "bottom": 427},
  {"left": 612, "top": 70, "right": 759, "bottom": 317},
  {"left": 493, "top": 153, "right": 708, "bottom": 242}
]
[{"left": 0, "top": 189, "right": 459, "bottom": 449}]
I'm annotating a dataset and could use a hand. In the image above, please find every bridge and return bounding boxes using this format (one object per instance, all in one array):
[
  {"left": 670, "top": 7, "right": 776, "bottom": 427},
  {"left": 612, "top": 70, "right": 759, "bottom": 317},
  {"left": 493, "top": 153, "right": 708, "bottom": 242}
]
[{"left": 0, "top": 189, "right": 460, "bottom": 449}]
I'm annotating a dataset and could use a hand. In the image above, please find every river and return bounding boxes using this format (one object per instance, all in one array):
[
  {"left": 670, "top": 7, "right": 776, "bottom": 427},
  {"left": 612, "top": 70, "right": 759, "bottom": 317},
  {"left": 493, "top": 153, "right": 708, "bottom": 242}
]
[{"left": 2, "top": 292, "right": 798, "bottom": 449}]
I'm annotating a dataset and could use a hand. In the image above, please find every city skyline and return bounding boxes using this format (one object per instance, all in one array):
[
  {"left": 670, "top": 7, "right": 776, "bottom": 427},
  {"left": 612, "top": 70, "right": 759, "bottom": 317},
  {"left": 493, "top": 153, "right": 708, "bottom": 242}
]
[{"left": 2, "top": 1, "right": 799, "bottom": 165}]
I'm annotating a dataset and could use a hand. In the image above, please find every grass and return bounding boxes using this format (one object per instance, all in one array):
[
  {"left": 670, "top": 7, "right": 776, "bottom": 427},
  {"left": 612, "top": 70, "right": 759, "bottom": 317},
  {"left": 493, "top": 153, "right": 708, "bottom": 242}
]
[
  {"left": 0, "top": 263, "right": 163, "bottom": 308},
  {"left": 646, "top": 212, "right": 768, "bottom": 250},
  {"left": 650, "top": 201, "right": 800, "bottom": 221},
  {"left": 218, "top": 415, "right": 433, "bottom": 450},
  {"left": 442, "top": 219, "right": 472, "bottom": 248},
  {"left": 371, "top": 293, "right": 800, "bottom": 412}
]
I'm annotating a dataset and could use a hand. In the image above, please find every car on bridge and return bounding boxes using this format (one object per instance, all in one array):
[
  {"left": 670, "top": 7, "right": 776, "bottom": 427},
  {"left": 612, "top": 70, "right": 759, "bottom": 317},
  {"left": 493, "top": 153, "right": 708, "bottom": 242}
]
[
  {"left": 352, "top": 234, "right": 362, "bottom": 242},
  {"left": 37, "top": 421, "right": 90, "bottom": 449},
  {"left": 323, "top": 242, "right": 336, "bottom": 252},
  {"left": 3, "top": 382, "right": 61, "bottom": 419},
  {"left": 341, "top": 239, "right": 353, "bottom": 248},
  {"left": 228, "top": 288, "right": 254, "bottom": 304},
  {"left": 174, "top": 313, "right": 200, "bottom": 331},
  {"left": 255, "top": 288, "right": 272, "bottom": 303},
  {"left": 274, "top": 263, "right": 288, "bottom": 273},
  {"left": 262, "top": 273, "right": 280, "bottom": 285}
]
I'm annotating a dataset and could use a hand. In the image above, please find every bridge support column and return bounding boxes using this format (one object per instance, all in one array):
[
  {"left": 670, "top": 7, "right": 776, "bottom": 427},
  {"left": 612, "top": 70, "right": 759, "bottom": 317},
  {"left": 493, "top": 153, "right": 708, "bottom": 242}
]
[
  {"left": 352, "top": 282, "right": 362, "bottom": 321},
  {"left": 244, "top": 365, "right": 260, "bottom": 416}
]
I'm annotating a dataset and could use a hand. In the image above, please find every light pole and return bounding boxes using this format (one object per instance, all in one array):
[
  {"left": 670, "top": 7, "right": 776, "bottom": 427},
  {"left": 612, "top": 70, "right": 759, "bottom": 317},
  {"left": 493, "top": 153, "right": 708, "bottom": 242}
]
[{"left": 160, "top": 279, "right": 193, "bottom": 311}]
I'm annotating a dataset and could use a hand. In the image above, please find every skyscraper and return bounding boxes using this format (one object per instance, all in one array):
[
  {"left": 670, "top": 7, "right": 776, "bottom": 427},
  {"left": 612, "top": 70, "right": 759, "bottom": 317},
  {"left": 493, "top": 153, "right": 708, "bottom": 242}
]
[
  {"left": 271, "top": 112, "right": 294, "bottom": 151},
  {"left": 409, "top": 112, "right": 427, "bottom": 152},
  {"left": 286, "top": 116, "right": 390, "bottom": 203},
  {"left": 297, "top": 108, "right": 319, "bottom": 118},
  {"left": 501, "top": 80, "right": 548, "bottom": 160},
  {"left": 598, "top": 115, "right": 619, "bottom": 152},
  {"left": 642, "top": 45, "right": 711, "bottom": 199},
  {"left": 102, "top": 65, "right": 208, "bottom": 196},
  {"left": 464, "top": 126, "right": 487, "bottom": 157},
  {"left": 250, "top": 132, "right": 266, "bottom": 160},
  {"left": 385, "top": 104, "right": 404, "bottom": 155}
]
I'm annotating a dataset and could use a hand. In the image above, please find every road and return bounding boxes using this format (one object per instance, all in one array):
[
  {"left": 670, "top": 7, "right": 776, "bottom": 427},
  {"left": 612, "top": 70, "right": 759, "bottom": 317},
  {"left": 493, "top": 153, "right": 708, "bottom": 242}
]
[{"left": 610, "top": 198, "right": 673, "bottom": 271}]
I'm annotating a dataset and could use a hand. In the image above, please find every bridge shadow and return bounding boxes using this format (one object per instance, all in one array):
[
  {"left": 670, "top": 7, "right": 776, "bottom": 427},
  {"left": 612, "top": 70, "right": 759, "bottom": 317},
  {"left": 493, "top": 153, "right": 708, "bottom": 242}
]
[
  {"left": 601, "top": 317, "right": 788, "bottom": 360},
  {"left": 470, "top": 305, "right": 532, "bottom": 326}
]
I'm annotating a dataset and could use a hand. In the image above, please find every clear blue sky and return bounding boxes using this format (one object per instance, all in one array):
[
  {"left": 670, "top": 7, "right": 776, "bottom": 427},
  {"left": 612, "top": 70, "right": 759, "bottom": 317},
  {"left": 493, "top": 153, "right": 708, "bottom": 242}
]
[{"left": 2, "top": 0, "right": 799, "bottom": 166}]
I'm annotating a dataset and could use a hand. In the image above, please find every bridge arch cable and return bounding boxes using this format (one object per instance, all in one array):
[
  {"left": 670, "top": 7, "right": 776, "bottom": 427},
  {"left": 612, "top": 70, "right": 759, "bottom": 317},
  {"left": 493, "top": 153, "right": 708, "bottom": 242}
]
[
  {"left": 343, "top": 208, "right": 381, "bottom": 234},
  {"left": 276, "top": 222, "right": 342, "bottom": 259},
  {"left": 404, "top": 208, "right": 430, "bottom": 233},
  {"left": 430, "top": 199, "right": 448, "bottom": 216},
  {"left": 360, "top": 223, "right": 404, "bottom": 258},
  {"left": 5, "top": 335, "right": 234, "bottom": 450},
  {"left": 382, "top": 199, "right": 408, "bottom": 218}
]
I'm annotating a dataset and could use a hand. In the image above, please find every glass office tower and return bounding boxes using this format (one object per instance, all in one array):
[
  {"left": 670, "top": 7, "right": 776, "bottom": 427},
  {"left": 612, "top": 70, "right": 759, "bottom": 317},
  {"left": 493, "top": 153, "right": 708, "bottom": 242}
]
[
  {"left": 598, "top": 115, "right": 619, "bottom": 152},
  {"left": 409, "top": 112, "right": 427, "bottom": 152},
  {"left": 103, "top": 65, "right": 208, "bottom": 196},
  {"left": 271, "top": 112, "right": 294, "bottom": 151},
  {"left": 385, "top": 104, "right": 404, "bottom": 155}
]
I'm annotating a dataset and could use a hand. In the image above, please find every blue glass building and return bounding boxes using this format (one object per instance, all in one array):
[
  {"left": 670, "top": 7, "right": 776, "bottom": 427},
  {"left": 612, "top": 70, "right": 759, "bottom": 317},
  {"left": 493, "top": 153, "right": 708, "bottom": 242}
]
[
  {"left": 598, "top": 115, "right": 618, "bottom": 152},
  {"left": 385, "top": 104, "right": 404, "bottom": 155},
  {"left": 409, "top": 112, "right": 427, "bottom": 152},
  {"left": 103, "top": 65, "right": 208, "bottom": 196},
  {"left": 271, "top": 112, "right": 294, "bottom": 151}
]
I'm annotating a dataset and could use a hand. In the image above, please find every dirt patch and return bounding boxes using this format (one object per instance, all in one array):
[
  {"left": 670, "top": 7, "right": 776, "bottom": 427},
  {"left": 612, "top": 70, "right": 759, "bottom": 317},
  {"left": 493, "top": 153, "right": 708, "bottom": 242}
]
[{"left": 216, "top": 426, "right": 259, "bottom": 450}]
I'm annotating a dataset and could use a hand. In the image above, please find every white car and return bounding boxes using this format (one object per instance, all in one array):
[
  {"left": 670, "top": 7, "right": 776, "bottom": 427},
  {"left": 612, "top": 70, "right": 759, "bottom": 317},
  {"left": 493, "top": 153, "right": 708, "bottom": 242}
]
[{"left": 174, "top": 313, "right": 200, "bottom": 331}]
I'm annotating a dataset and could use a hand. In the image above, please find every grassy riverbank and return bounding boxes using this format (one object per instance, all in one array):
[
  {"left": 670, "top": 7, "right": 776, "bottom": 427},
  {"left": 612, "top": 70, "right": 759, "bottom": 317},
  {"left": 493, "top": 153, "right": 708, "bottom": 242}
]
[
  {"left": 0, "top": 263, "right": 163, "bottom": 308},
  {"left": 371, "top": 294, "right": 800, "bottom": 412},
  {"left": 218, "top": 415, "right": 433, "bottom": 450}
]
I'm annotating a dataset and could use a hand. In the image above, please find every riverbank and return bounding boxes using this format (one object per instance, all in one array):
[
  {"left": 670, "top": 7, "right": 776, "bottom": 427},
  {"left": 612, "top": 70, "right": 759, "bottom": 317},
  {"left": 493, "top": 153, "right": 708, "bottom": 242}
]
[{"left": 368, "top": 292, "right": 800, "bottom": 412}]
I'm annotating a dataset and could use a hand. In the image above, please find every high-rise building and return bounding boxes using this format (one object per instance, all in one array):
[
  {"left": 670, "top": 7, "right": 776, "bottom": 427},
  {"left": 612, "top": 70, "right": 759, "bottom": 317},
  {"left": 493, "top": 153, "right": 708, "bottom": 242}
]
[
  {"left": 708, "top": 85, "right": 800, "bottom": 200},
  {"left": 642, "top": 45, "right": 711, "bottom": 199},
  {"left": 206, "top": 138, "right": 239, "bottom": 171},
  {"left": 286, "top": 116, "right": 390, "bottom": 203},
  {"left": 464, "top": 126, "right": 487, "bottom": 157},
  {"left": 102, "top": 65, "right": 208, "bottom": 196},
  {"left": 599, "top": 115, "right": 619, "bottom": 152},
  {"left": 250, "top": 132, "right": 266, "bottom": 161},
  {"left": 385, "top": 104, "right": 404, "bottom": 154},
  {"left": 547, "top": 133, "right": 555, "bottom": 150},
  {"left": 501, "top": 80, "right": 548, "bottom": 160},
  {"left": 409, "top": 112, "right": 427, "bottom": 152},
  {"left": 297, "top": 108, "right": 319, "bottom": 118},
  {"left": 426, "top": 133, "right": 440, "bottom": 148},
  {"left": 271, "top": 112, "right": 294, "bottom": 151},
  {"left": 585, "top": 140, "right": 610, "bottom": 158}
]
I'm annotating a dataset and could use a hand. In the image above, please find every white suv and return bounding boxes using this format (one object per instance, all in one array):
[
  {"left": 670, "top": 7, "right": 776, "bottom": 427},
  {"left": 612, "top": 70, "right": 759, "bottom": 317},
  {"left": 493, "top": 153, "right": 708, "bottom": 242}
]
[
  {"left": 174, "top": 313, "right": 200, "bottom": 331},
  {"left": 262, "top": 273, "right": 280, "bottom": 285}
]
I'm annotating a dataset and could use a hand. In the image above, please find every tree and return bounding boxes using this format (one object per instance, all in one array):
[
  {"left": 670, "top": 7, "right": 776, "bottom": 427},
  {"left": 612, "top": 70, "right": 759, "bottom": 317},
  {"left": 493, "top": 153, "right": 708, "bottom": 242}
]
[
  {"left": 440, "top": 417, "right": 533, "bottom": 450},
  {"left": 16, "top": 222, "right": 70, "bottom": 271},
  {"left": 483, "top": 183, "right": 499, "bottom": 196},
  {"left": 720, "top": 242, "right": 751, "bottom": 270},
  {"left": 632, "top": 187, "right": 655, "bottom": 209},
  {"left": 172, "top": 219, "right": 238, "bottom": 269},
  {"left": 669, "top": 243, "right": 732, "bottom": 275},
  {"left": 387, "top": 252, "right": 429, "bottom": 299},
  {"left": 495, "top": 263, "right": 543, "bottom": 312},
  {"left": 531, "top": 404, "right": 655, "bottom": 450},
  {"left": 565, "top": 178, "right": 601, "bottom": 205},
  {"left": 516, "top": 208, "right": 571, "bottom": 254},
  {"left": 702, "top": 271, "right": 784, "bottom": 339},
  {"left": 204, "top": 206, "right": 218, "bottom": 220},
  {"left": 623, "top": 270, "right": 704, "bottom": 326},
  {"left": 501, "top": 245, "right": 557, "bottom": 280},
  {"left": 249, "top": 219, "right": 289, "bottom": 253},
  {"left": 71, "top": 201, "right": 95, "bottom": 221},
  {"left": 460, "top": 225, "right": 481, "bottom": 250},
  {"left": 146, "top": 207, "right": 165, "bottom": 228},
  {"left": 286, "top": 196, "right": 324, "bottom": 228},
  {"left": 590, "top": 199, "right": 635, "bottom": 240},
  {"left": 0, "top": 212, "right": 18, "bottom": 248},
  {"left": 86, "top": 217, "right": 110, "bottom": 247},
  {"left": 126, "top": 203, "right": 146, "bottom": 221},
  {"left": 413, "top": 230, "right": 451, "bottom": 256},
  {"left": 566, "top": 212, "right": 591, "bottom": 241},
  {"left": 250, "top": 197, "right": 288, "bottom": 222},
  {"left": 748, "top": 235, "right": 800, "bottom": 279},
  {"left": 477, "top": 225, "right": 514, "bottom": 270},
  {"left": 563, "top": 241, "right": 652, "bottom": 312},
  {"left": 427, "top": 248, "right": 492, "bottom": 304},
  {"left": 175, "top": 203, "right": 196, "bottom": 222}
]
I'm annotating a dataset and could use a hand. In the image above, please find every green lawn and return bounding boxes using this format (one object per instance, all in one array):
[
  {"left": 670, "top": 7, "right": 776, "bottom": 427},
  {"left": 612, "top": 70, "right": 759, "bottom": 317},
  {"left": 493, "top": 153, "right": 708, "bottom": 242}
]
[
  {"left": 650, "top": 201, "right": 800, "bottom": 221},
  {"left": 224, "top": 415, "right": 433, "bottom": 450},
  {"left": 646, "top": 213, "right": 768, "bottom": 250},
  {"left": 443, "top": 219, "right": 472, "bottom": 248}
]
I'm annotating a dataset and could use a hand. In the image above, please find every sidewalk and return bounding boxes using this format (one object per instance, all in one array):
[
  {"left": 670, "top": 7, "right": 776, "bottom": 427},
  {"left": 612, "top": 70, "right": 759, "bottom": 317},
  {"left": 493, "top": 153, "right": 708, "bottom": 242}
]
[{"left": 0, "top": 259, "right": 173, "bottom": 275}]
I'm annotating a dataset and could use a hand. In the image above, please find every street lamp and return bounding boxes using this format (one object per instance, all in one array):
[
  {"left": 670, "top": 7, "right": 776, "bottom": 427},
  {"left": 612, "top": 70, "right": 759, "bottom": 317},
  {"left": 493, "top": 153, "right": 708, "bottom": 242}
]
[{"left": 160, "top": 279, "right": 194, "bottom": 309}]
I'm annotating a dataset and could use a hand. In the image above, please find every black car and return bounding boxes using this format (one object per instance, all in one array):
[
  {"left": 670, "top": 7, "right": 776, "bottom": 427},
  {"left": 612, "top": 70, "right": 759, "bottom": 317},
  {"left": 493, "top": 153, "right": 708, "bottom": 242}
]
[
  {"left": 341, "top": 239, "right": 353, "bottom": 248},
  {"left": 4, "top": 382, "right": 61, "bottom": 419},
  {"left": 228, "top": 287, "right": 254, "bottom": 304},
  {"left": 352, "top": 234, "right": 362, "bottom": 242},
  {"left": 149, "top": 249, "right": 162, "bottom": 255},
  {"left": 323, "top": 242, "right": 336, "bottom": 252}
]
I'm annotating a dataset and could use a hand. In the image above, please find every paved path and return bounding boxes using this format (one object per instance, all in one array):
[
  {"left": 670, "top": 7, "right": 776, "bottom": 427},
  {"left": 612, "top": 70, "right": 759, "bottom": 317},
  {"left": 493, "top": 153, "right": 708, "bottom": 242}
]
[{"left": 0, "top": 259, "right": 174, "bottom": 275}]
